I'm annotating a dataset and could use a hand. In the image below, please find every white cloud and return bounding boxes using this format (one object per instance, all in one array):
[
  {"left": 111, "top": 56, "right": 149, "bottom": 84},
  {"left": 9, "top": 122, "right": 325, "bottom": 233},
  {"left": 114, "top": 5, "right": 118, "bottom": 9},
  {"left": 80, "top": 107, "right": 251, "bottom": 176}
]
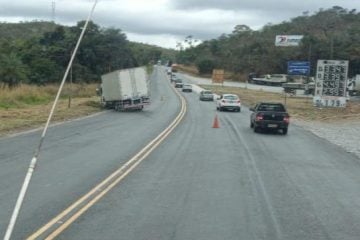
[
  {"left": 0, "top": 0, "right": 359, "bottom": 48},
  {"left": 126, "top": 32, "right": 180, "bottom": 49}
]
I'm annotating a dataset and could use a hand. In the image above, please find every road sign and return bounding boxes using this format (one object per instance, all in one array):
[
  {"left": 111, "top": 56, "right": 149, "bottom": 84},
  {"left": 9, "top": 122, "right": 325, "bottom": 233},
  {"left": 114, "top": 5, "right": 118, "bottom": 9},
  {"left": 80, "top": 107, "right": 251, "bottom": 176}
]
[
  {"left": 313, "top": 60, "right": 349, "bottom": 107},
  {"left": 287, "top": 61, "right": 310, "bottom": 75},
  {"left": 212, "top": 69, "right": 224, "bottom": 84},
  {"left": 275, "top": 35, "right": 303, "bottom": 47}
]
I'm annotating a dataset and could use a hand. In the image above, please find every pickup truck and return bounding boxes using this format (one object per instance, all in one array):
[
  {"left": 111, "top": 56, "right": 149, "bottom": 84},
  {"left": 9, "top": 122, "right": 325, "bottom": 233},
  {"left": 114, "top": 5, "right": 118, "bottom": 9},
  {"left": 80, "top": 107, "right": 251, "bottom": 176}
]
[{"left": 250, "top": 102, "right": 290, "bottom": 135}]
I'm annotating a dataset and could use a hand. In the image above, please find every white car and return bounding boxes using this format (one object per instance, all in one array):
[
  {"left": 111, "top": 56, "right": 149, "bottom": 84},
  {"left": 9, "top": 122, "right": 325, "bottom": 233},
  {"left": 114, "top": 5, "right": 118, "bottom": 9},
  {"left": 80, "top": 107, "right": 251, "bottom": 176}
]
[
  {"left": 216, "top": 94, "right": 241, "bottom": 112},
  {"left": 182, "top": 84, "right": 192, "bottom": 92}
]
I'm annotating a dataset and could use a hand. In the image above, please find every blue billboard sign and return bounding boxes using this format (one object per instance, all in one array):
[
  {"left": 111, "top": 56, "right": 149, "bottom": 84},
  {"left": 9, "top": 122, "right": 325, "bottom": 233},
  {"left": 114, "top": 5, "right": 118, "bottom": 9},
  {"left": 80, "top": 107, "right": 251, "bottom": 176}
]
[{"left": 287, "top": 61, "right": 310, "bottom": 75}]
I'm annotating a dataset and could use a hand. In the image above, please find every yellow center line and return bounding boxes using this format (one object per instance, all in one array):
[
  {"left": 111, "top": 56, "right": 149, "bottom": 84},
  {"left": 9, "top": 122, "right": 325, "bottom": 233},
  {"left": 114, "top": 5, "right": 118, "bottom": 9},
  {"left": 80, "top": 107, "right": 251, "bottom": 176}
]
[{"left": 27, "top": 73, "right": 187, "bottom": 240}]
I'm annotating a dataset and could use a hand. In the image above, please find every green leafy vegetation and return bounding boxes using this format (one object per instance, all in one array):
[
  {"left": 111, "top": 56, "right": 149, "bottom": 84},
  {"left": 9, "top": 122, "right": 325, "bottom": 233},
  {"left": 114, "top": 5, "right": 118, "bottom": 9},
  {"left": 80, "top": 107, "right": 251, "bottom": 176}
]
[
  {"left": 0, "top": 20, "right": 176, "bottom": 88},
  {"left": 196, "top": 59, "right": 216, "bottom": 74},
  {"left": 176, "top": 6, "right": 360, "bottom": 79}
]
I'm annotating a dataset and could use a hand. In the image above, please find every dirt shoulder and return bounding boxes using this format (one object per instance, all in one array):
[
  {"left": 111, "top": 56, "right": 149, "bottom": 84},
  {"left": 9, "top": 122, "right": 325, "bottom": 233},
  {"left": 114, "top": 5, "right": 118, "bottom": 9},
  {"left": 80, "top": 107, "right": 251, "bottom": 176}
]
[{"left": 0, "top": 97, "right": 102, "bottom": 137}]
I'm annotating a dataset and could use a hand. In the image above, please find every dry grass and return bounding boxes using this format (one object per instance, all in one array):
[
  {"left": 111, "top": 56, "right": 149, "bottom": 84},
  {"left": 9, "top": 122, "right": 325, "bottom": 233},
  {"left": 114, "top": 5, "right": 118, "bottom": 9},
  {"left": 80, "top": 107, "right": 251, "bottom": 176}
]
[
  {"left": 0, "top": 83, "right": 98, "bottom": 109},
  {"left": 175, "top": 65, "right": 199, "bottom": 76},
  {"left": 202, "top": 85, "right": 360, "bottom": 123},
  {"left": 0, "top": 97, "right": 101, "bottom": 136},
  {"left": 0, "top": 84, "right": 101, "bottom": 136}
]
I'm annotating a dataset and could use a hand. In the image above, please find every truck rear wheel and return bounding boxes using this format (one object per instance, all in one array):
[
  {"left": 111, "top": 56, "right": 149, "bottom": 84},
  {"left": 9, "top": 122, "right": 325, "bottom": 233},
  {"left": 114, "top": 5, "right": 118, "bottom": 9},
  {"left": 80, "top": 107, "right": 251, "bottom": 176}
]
[{"left": 282, "top": 128, "right": 288, "bottom": 135}]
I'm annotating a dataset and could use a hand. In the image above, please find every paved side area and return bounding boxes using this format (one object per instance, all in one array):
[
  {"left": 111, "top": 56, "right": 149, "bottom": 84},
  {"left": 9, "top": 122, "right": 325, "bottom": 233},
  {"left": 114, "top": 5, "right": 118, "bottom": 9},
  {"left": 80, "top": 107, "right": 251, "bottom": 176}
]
[{"left": 294, "top": 120, "right": 360, "bottom": 159}]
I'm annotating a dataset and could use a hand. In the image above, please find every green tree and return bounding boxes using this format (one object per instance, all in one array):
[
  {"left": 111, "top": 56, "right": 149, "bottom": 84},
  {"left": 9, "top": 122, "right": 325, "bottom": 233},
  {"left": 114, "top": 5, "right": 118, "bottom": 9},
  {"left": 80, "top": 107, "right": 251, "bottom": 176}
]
[
  {"left": 196, "top": 59, "right": 215, "bottom": 74},
  {"left": 0, "top": 52, "right": 28, "bottom": 88}
]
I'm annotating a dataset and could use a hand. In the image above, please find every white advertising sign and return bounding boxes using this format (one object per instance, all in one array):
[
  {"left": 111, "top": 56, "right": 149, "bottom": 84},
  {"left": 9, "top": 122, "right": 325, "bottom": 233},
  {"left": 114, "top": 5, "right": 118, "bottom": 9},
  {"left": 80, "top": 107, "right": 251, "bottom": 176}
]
[
  {"left": 275, "top": 35, "right": 303, "bottom": 47},
  {"left": 314, "top": 60, "right": 349, "bottom": 108}
]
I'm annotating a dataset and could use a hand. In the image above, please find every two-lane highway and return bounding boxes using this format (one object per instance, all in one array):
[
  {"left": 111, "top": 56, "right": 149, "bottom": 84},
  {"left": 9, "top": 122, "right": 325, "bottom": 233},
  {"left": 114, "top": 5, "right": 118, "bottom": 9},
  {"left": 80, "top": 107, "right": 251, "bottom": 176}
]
[
  {"left": 46, "top": 72, "right": 360, "bottom": 240},
  {"left": 2, "top": 67, "right": 360, "bottom": 239}
]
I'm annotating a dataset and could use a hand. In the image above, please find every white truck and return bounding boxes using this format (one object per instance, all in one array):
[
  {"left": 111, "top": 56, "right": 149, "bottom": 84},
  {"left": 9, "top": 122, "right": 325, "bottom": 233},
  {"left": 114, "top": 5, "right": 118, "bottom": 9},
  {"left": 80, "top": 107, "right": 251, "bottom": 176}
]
[
  {"left": 348, "top": 74, "right": 360, "bottom": 96},
  {"left": 100, "top": 67, "right": 150, "bottom": 111},
  {"left": 250, "top": 74, "right": 288, "bottom": 86}
]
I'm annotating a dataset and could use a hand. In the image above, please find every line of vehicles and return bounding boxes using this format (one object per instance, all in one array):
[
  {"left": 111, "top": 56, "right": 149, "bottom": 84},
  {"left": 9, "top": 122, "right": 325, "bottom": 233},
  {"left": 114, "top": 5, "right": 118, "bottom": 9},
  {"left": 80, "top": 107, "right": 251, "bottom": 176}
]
[
  {"left": 170, "top": 71, "right": 290, "bottom": 135},
  {"left": 97, "top": 66, "right": 291, "bottom": 135}
]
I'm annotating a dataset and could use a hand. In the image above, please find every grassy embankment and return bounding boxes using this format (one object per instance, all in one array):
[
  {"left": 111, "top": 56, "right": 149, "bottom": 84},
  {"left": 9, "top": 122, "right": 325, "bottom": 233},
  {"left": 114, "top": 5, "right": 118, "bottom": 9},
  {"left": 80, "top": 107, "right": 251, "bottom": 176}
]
[
  {"left": 0, "top": 65, "right": 155, "bottom": 136},
  {"left": 0, "top": 84, "right": 101, "bottom": 136}
]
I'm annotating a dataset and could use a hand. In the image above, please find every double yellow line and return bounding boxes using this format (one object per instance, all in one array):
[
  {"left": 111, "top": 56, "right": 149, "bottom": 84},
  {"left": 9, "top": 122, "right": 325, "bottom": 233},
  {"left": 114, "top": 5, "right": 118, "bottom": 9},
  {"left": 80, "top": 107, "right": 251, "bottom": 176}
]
[{"left": 27, "top": 81, "right": 187, "bottom": 240}]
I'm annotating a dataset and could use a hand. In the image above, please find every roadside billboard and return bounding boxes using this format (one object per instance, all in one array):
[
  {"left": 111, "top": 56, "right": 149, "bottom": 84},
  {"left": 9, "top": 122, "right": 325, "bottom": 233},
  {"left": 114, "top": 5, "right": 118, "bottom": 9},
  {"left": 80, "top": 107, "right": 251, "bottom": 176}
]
[
  {"left": 275, "top": 35, "right": 303, "bottom": 47},
  {"left": 287, "top": 61, "right": 310, "bottom": 75},
  {"left": 212, "top": 69, "right": 224, "bottom": 84},
  {"left": 314, "top": 60, "right": 348, "bottom": 107}
]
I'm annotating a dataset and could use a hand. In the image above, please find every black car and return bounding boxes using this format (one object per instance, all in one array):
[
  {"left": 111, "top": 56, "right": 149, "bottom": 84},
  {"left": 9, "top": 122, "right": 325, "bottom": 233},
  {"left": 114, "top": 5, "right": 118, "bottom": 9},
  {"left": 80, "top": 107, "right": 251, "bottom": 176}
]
[
  {"left": 250, "top": 102, "right": 290, "bottom": 134},
  {"left": 173, "top": 78, "right": 182, "bottom": 84}
]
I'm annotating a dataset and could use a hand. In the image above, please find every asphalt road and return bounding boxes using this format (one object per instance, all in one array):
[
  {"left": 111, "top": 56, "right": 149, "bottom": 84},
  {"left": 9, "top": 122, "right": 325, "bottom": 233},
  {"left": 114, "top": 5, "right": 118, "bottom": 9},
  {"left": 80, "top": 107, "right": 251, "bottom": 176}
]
[
  {"left": 2, "top": 67, "right": 360, "bottom": 239},
  {"left": 56, "top": 70, "right": 360, "bottom": 239}
]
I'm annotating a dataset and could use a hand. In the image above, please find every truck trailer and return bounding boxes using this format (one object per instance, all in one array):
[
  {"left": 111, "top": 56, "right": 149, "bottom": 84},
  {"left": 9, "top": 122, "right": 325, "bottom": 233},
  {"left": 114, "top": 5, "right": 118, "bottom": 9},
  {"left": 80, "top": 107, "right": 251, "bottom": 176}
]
[
  {"left": 249, "top": 74, "right": 288, "bottom": 86},
  {"left": 348, "top": 75, "right": 360, "bottom": 96},
  {"left": 100, "top": 67, "right": 150, "bottom": 111}
]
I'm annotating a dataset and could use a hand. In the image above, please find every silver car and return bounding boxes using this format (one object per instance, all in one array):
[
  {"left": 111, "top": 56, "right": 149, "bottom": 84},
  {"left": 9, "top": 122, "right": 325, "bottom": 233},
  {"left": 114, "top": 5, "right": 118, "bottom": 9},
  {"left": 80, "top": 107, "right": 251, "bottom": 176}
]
[
  {"left": 199, "top": 90, "right": 214, "bottom": 101},
  {"left": 182, "top": 84, "right": 193, "bottom": 92}
]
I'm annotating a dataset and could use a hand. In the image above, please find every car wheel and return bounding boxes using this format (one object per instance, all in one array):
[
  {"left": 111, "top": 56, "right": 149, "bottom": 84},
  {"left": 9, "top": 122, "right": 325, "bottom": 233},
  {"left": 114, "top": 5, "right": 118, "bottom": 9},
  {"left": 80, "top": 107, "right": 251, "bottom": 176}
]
[{"left": 282, "top": 128, "right": 288, "bottom": 135}]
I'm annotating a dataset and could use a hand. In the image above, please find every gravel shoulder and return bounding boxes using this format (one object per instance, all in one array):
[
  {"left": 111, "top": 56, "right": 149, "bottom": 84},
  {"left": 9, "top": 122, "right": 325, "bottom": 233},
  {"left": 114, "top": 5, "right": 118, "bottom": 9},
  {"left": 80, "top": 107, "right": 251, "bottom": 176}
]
[{"left": 294, "top": 119, "right": 360, "bottom": 159}]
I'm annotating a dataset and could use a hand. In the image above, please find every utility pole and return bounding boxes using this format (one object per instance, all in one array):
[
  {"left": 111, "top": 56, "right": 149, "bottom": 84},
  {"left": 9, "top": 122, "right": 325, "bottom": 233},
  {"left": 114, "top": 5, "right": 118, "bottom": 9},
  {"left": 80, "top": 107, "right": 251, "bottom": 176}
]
[
  {"left": 68, "top": 64, "right": 73, "bottom": 108},
  {"left": 330, "top": 36, "right": 334, "bottom": 60},
  {"left": 51, "top": 1, "right": 56, "bottom": 22},
  {"left": 68, "top": 51, "right": 73, "bottom": 108}
]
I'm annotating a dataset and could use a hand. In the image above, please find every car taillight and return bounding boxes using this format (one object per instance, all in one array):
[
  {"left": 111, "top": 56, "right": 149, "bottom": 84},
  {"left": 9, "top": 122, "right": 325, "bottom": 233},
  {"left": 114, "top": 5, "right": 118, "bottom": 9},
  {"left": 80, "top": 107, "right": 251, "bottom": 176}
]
[
  {"left": 255, "top": 114, "right": 263, "bottom": 121},
  {"left": 284, "top": 116, "right": 290, "bottom": 123},
  {"left": 222, "top": 100, "right": 226, "bottom": 103},
  {"left": 237, "top": 100, "right": 241, "bottom": 103}
]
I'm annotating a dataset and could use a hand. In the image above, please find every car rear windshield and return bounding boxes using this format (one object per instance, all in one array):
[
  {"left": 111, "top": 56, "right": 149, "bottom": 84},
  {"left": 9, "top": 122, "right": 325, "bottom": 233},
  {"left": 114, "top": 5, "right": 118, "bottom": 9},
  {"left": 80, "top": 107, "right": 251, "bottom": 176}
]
[
  {"left": 224, "top": 95, "right": 238, "bottom": 100},
  {"left": 258, "top": 104, "right": 285, "bottom": 112}
]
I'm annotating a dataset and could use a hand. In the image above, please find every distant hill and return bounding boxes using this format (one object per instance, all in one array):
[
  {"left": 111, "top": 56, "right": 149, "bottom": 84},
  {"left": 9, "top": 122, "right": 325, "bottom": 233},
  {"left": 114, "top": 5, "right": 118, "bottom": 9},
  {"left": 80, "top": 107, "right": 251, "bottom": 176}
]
[
  {"left": 0, "top": 21, "right": 58, "bottom": 40},
  {"left": 176, "top": 6, "right": 360, "bottom": 77}
]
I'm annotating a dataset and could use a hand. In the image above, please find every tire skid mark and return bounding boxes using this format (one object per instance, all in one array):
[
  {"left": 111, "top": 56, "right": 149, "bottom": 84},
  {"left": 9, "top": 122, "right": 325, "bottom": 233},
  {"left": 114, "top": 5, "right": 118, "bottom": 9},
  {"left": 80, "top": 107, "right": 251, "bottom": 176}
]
[{"left": 221, "top": 114, "right": 284, "bottom": 240}]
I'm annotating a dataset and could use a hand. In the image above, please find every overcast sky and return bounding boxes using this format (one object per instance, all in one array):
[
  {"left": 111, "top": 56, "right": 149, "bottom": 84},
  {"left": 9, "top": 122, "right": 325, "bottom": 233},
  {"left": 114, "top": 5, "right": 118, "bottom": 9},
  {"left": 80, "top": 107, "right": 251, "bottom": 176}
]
[{"left": 0, "top": 0, "right": 358, "bottom": 48}]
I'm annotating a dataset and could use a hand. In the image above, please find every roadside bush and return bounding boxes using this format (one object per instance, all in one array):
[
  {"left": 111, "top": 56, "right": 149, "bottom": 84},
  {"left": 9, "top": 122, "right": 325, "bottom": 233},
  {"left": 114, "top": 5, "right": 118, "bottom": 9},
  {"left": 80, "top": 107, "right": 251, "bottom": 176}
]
[{"left": 196, "top": 59, "right": 215, "bottom": 75}]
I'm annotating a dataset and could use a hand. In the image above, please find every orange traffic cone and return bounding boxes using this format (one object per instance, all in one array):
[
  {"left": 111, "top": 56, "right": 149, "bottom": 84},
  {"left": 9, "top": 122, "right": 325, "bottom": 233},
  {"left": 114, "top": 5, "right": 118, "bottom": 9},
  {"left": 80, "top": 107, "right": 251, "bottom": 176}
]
[{"left": 212, "top": 114, "right": 220, "bottom": 128}]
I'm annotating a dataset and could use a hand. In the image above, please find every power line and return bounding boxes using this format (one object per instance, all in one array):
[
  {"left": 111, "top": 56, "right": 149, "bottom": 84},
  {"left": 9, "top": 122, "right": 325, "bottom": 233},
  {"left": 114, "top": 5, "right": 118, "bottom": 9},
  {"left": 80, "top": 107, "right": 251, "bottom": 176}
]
[
  {"left": 51, "top": 0, "right": 56, "bottom": 22},
  {"left": 3, "top": 1, "right": 98, "bottom": 239}
]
